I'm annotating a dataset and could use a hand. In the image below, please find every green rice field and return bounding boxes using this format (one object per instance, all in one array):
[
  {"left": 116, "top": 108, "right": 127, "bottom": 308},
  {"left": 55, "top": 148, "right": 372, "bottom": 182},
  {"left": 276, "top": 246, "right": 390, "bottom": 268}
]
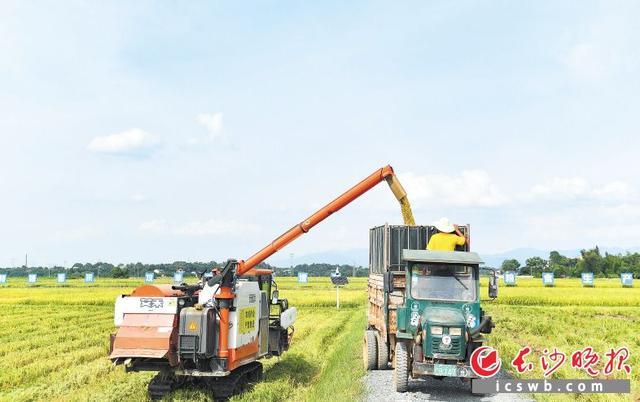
[{"left": 0, "top": 276, "right": 637, "bottom": 401}]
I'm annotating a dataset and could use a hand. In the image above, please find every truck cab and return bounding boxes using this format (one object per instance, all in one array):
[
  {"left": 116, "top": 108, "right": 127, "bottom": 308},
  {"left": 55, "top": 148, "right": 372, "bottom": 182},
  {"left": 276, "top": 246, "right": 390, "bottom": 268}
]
[
  {"left": 396, "top": 250, "right": 494, "bottom": 385},
  {"left": 364, "top": 225, "right": 497, "bottom": 393}
]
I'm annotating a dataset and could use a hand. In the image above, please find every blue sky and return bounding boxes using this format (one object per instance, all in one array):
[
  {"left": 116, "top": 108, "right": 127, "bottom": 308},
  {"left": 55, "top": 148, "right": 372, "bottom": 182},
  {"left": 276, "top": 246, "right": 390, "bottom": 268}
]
[{"left": 1, "top": 1, "right": 640, "bottom": 266}]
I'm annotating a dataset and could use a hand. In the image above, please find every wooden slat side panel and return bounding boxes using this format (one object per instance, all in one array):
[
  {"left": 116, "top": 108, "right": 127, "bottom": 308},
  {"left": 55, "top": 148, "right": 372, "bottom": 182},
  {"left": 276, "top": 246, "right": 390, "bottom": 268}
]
[
  {"left": 368, "top": 274, "right": 385, "bottom": 337},
  {"left": 368, "top": 274, "right": 405, "bottom": 339}
]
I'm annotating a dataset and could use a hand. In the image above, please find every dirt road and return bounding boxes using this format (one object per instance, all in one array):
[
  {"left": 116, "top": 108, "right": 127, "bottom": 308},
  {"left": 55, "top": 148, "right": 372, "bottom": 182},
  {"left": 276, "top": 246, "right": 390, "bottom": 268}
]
[{"left": 365, "top": 370, "right": 533, "bottom": 402}]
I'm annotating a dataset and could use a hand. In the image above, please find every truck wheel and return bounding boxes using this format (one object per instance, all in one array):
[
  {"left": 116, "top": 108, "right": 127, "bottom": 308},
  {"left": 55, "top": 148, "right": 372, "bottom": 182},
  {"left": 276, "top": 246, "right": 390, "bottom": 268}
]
[
  {"left": 375, "top": 332, "right": 389, "bottom": 370},
  {"left": 363, "top": 330, "right": 378, "bottom": 370},
  {"left": 393, "top": 341, "right": 409, "bottom": 392}
]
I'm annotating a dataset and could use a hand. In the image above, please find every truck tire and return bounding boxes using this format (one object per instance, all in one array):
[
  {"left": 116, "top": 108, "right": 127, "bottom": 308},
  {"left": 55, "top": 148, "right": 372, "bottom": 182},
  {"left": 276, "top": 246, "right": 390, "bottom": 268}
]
[
  {"left": 363, "top": 330, "right": 377, "bottom": 370},
  {"left": 375, "top": 332, "right": 389, "bottom": 370},
  {"left": 394, "top": 341, "right": 409, "bottom": 392}
]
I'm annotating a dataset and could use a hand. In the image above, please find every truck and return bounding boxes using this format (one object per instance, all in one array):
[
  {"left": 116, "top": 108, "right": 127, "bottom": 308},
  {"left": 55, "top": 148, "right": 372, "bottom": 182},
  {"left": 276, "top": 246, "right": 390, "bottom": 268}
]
[
  {"left": 364, "top": 224, "right": 498, "bottom": 392},
  {"left": 108, "top": 165, "right": 416, "bottom": 400}
]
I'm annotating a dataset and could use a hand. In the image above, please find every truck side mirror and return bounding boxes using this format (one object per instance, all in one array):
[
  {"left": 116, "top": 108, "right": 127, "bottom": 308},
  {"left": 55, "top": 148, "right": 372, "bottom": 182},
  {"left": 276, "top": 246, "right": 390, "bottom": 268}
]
[
  {"left": 384, "top": 271, "right": 395, "bottom": 293},
  {"left": 488, "top": 271, "right": 498, "bottom": 299},
  {"left": 271, "top": 290, "right": 279, "bottom": 304}
]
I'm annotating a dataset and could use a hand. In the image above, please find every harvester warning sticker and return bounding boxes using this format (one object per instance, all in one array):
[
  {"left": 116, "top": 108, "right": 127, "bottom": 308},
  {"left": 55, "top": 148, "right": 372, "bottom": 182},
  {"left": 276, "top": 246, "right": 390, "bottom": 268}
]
[
  {"left": 239, "top": 307, "right": 256, "bottom": 334},
  {"left": 188, "top": 321, "right": 198, "bottom": 332}
]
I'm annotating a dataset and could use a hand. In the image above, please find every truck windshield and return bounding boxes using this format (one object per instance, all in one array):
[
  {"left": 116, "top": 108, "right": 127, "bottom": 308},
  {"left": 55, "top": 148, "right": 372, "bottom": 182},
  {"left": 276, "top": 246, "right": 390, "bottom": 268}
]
[{"left": 411, "top": 264, "right": 476, "bottom": 302}]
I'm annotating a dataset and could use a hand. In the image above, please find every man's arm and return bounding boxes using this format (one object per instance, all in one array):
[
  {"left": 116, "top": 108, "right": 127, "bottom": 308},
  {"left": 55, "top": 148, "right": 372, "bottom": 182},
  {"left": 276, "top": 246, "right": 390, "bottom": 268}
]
[{"left": 454, "top": 224, "right": 467, "bottom": 245}]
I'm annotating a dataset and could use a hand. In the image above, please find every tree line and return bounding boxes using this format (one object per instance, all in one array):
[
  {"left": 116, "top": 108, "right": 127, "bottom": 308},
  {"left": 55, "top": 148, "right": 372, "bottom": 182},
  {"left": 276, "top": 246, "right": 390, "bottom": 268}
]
[
  {"left": 5, "top": 246, "right": 637, "bottom": 279},
  {"left": 275, "top": 263, "right": 369, "bottom": 277},
  {"left": 0, "top": 261, "right": 366, "bottom": 278},
  {"left": 500, "top": 247, "right": 640, "bottom": 278}
]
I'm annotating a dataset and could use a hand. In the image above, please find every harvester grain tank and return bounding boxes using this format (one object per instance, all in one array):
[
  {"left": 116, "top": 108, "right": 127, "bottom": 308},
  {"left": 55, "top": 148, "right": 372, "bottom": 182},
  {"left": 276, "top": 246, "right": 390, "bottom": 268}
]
[
  {"left": 109, "top": 165, "right": 414, "bottom": 399},
  {"left": 364, "top": 224, "right": 498, "bottom": 393}
]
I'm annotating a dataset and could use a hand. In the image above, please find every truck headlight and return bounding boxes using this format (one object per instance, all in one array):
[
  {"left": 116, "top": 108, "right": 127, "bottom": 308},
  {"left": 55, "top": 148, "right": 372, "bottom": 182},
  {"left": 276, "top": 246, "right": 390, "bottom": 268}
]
[
  {"left": 430, "top": 326, "right": 443, "bottom": 335},
  {"left": 449, "top": 327, "right": 462, "bottom": 336}
]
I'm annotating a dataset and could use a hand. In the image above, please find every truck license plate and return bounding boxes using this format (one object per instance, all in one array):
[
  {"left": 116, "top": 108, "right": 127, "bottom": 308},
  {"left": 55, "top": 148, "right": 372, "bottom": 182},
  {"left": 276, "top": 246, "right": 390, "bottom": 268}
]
[{"left": 433, "top": 364, "right": 458, "bottom": 377}]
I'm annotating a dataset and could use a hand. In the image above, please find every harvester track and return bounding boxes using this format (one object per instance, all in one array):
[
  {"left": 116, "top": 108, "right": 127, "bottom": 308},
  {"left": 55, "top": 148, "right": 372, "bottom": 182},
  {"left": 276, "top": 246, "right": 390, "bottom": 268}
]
[
  {"left": 205, "top": 361, "right": 263, "bottom": 401},
  {"left": 148, "top": 371, "right": 182, "bottom": 400},
  {"left": 147, "top": 362, "right": 263, "bottom": 401}
]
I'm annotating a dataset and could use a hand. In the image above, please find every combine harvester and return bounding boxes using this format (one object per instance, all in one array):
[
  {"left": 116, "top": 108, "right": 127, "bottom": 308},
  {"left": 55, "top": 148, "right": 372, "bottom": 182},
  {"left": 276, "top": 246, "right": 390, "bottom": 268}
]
[{"left": 109, "top": 165, "right": 415, "bottom": 399}]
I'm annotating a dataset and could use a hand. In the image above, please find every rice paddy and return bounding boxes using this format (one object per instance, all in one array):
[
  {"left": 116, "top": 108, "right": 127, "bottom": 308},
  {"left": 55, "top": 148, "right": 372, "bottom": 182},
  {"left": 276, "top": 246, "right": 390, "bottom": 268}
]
[{"left": 0, "top": 276, "right": 637, "bottom": 401}]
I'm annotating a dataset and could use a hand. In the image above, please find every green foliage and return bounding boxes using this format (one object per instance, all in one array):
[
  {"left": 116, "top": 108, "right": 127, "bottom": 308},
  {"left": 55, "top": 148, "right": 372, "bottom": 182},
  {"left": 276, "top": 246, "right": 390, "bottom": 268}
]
[
  {"left": 111, "top": 267, "right": 129, "bottom": 278},
  {"left": 0, "top": 261, "right": 368, "bottom": 278},
  {"left": 283, "top": 263, "right": 367, "bottom": 277},
  {"left": 498, "top": 248, "right": 640, "bottom": 278},
  {"left": 525, "top": 256, "right": 547, "bottom": 277},
  {"left": 501, "top": 259, "right": 521, "bottom": 272},
  {"left": 486, "top": 306, "right": 640, "bottom": 401}
]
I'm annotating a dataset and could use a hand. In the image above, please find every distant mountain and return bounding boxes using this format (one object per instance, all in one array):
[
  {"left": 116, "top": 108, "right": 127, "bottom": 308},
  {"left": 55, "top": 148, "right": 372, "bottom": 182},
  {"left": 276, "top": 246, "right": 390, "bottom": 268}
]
[
  {"left": 268, "top": 248, "right": 369, "bottom": 267},
  {"left": 269, "top": 246, "right": 640, "bottom": 269}
]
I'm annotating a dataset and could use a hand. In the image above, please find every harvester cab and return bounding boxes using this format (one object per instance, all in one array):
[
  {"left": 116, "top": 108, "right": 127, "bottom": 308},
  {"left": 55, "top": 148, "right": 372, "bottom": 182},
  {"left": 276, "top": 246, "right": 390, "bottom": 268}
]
[{"left": 365, "top": 225, "right": 497, "bottom": 394}]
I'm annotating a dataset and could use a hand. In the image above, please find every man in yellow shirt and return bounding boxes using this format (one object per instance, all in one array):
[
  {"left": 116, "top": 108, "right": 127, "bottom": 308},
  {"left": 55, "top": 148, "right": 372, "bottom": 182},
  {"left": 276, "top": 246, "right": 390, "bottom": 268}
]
[{"left": 427, "top": 217, "right": 467, "bottom": 251}]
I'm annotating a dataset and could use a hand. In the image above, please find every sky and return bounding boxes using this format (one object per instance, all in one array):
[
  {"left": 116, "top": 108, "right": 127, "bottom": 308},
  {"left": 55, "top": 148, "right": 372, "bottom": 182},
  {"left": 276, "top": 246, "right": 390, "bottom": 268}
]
[{"left": 1, "top": 1, "right": 640, "bottom": 267}]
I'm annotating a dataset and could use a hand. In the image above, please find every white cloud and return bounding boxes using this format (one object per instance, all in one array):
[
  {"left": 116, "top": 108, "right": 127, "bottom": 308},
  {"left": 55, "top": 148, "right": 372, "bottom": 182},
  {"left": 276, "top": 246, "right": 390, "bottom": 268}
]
[
  {"left": 87, "top": 128, "right": 159, "bottom": 155},
  {"left": 131, "top": 193, "right": 148, "bottom": 202},
  {"left": 527, "top": 177, "right": 633, "bottom": 201},
  {"left": 599, "top": 203, "right": 640, "bottom": 219},
  {"left": 592, "top": 181, "right": 633, "bottom": 199},
  {"left": 529, "top": 177, "right": 590, "bottom": 199},
  {"left": 139, "top": 218, "right": 258, "bottom": 236},
  {"left": 399, "top": 170, "right": 509, "bottom": 207},
  {"left": 51, "top": 226, "right": 104, "bottom": 242},
  {"left": 190, "top": 112, "right": 225, "bottom": 144},
  {"left": 138, "top": 219, "right": 169, "bottom": 234},
  {"left": 521, "top": 203, "right": 640, "bottom": 249},
  {"left": 197, "top": 112, "right": 223, "bottom": 134},
  {"left": 175, "top": 219, "right": 258, "bottom": 236},
  {"left": 562, "top": 43, "right": 609, "bottom": 81},
  {"left": 560, "top": 9, "right": 639, "bottom": 83}
]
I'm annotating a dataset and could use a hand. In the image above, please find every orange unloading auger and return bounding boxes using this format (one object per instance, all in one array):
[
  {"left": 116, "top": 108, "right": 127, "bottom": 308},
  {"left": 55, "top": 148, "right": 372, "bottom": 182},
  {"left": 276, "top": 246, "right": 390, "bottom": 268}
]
[{"left": 215, "top": 165, "right": 410, "bottom": 361}]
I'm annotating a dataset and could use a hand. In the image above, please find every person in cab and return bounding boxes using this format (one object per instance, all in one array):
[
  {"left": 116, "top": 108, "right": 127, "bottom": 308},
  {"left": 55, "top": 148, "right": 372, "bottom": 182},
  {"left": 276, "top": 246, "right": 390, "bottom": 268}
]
[{"left": 426, "top": 217, "right": 467, "bottom": 251}]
